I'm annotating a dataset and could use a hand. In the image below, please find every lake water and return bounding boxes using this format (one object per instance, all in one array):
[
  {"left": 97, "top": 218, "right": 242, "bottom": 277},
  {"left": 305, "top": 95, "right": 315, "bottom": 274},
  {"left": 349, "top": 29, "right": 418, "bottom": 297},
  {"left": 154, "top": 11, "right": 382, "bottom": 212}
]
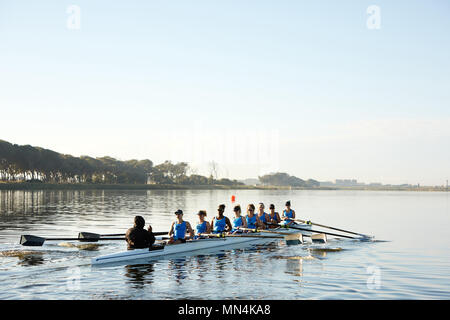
[{"left": 0, "top": 189, "right": 449, "bottom": 299}]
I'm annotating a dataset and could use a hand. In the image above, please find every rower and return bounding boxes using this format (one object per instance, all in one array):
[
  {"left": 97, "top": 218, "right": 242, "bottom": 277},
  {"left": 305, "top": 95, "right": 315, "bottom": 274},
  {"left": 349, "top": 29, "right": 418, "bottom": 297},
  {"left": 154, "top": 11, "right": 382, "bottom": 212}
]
[
  {"left": 281, "top": 200, "right": 296, "bottom": 225},
  {"left": 210, "top": 204, "right": 232, "bottom": 234},
  {"left": 256, "top": 202, "right": 270, "bottom": 229},
  {"left": 268, "top": 204, "right": 281, "bottom": 227},
  {"left": 231, "top": 205, "right": 247, "bottom": 233},
  {"left": 125, "top": 216, "right": 156, "bottom": 249},
  {"left": 195, "top": 210, "right": 211, "bottom": 236},
  {"left": 168, "top": 209, "right": 194, "bottom": 244},
  {"left": 245, "top": 204, "right": 264, "bottom": 229}
]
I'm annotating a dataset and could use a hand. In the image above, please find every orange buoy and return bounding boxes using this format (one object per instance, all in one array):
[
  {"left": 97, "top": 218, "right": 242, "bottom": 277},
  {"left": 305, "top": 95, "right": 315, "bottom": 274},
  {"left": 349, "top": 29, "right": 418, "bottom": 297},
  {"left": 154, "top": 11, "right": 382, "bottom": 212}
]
[{"left": 231, "top": 195, "right": 236, "bottom": 203}]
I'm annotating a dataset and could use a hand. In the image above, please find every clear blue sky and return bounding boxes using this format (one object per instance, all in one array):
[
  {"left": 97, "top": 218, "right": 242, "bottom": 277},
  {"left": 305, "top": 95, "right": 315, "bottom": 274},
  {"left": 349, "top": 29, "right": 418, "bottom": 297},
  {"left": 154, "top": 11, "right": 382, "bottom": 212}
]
[{"left": 1, "top": 0, "right": 449, "bottom": 185}]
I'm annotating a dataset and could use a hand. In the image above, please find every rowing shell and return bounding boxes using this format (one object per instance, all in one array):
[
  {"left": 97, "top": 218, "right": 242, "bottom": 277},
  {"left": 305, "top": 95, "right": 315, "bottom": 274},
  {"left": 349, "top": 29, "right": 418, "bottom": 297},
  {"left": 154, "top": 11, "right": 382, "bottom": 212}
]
[
  {"left": 92, "top": 234, "right": 274, "bottom": 265},
  {"left": 91, "top": 223, "right": 311, "bottom": 265}
]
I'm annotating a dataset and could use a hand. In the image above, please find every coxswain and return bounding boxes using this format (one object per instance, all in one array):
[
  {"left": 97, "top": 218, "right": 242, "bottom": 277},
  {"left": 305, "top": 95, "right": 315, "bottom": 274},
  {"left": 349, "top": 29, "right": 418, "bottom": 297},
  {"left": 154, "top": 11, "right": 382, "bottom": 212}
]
[
  {"left": 210, "top": 204, "right": 232, "bottom": 233},
  {"left": 168, "top": 209, "right": 194, "bottom": 244},
  {"left": 125, "top": 215, "right": 155, "bottom": 249}
]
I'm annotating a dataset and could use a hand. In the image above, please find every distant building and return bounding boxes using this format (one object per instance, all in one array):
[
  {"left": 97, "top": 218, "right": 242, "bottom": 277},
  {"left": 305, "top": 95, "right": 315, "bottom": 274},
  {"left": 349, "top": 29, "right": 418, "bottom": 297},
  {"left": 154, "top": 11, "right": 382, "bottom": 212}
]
[
  {"left": 335, "top": 179, "right": 359, "bottom": 187},
  {"left": 320, "top": 181, "right": 335, "bottom": 187}
]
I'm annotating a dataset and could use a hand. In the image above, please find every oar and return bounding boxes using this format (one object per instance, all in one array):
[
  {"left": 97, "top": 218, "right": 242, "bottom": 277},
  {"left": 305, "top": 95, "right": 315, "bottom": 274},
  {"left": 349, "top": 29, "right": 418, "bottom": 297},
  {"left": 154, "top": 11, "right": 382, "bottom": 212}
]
[
  {"left": 20, "top": 234, "right": 125, "bottom": 246},
  {"left": 266, "top": 222, "right": 366, "bottom": 241},
  {"left": 202, "top": 233, "right": 282, "bottom": 238},
  {"left": 78, "top": 231, "right": 168, "bottom": 241},
  {"left": 237, "top": 227, "right": 294, "bottom": 236},
  {"left": 293, "top": 219, "right": 372, "bottom": 239}
]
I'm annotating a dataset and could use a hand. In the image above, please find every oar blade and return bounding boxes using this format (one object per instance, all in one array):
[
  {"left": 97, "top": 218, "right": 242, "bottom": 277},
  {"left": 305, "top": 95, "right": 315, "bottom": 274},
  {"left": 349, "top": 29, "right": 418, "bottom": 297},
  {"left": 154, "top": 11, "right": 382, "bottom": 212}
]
[
  {"left": 311, "top": 233, "right": 327, "bottom": 244},
  {"left": 357, "top": 234, "right": 374, "bottom": 242},
  {"left": 20, "top": 235, "right": 46, "bottom": 246},
  {"left": 285, "top": 233, "right": 303, "bottom": 246},
  {"left": 78, "top": 232, "right": 100, "bottom": 242}
]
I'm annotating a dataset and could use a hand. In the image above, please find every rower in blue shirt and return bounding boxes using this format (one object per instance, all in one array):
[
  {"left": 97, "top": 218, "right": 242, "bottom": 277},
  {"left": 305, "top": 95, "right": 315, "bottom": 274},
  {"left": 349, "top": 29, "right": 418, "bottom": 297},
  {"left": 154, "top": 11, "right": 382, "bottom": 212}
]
[
  {"left": 231, "top": 205, "right": 247, "bottom": 233},
  {"left": 281, "top": 201, "right": 296, "bottom": 225},
  {"left": 257, "top": 202, "right": 270, "bottom": 229},
  {"left": 195, "top": 210, "right": 211, "bottom": 237},
  {"left": 245, "top": 203, "right": 263, "bottom": 229},
  {"left": 168, "top": 209, "right": 194, "bottom": 244},
  {"left": 268, "top": 203, "right": 281, "bottom": 228},
  {"left": 210, "top": 204, "right": 232, "bottom": 234}
]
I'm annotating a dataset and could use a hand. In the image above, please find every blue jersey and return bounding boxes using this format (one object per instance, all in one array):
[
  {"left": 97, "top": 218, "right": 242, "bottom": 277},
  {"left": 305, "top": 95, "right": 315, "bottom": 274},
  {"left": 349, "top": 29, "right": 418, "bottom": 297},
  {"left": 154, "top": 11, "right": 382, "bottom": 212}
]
[
  {"left": 282, "top": 209, "right": 294, "bottom": 224},
  {"left": 173, "top": 221, "right": 186, "bottom": 240},
  {"left": 232, "top": 216, "right": 244, "bottom": 232},
  {"left": 269, "top": 212, "right": 279, "bottom": 223},
  {"left": 246, "top": 215, "right": 257, "bottom": 229},
  {"left": 196, "top": 221, "right": 207, "bottom": 234},
  {"left": 258, "top": 212, "right": 268, "bottom": 224},
  {"left": 213, "top": 217, "right": 227, "bottom": 233}
]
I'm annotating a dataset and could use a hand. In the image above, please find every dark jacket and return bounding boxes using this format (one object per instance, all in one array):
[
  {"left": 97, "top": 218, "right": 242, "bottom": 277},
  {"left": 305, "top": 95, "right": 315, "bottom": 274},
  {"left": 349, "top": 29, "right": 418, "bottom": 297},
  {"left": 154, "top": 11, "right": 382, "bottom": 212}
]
[{"left": 125, "top": 227, "right": 155, "bottom": 249}]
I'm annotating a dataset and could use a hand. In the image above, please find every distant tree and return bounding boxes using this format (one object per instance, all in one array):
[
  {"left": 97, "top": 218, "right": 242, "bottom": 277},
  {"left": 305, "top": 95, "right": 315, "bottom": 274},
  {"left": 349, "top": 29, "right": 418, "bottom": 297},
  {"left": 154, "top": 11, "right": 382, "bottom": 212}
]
[
  {"left": 216, "top": 178, "right": 244, "bottom": 186},
  {"left": 149, "top": 161, "right": 189, "bottom": 184},
  {"left": 208, "top": 161, "right": 219, "bottom": 180},
  {"left": 306, "top": 179, "right": 320, "bottom": 187},
  {"left": 259, "top": 172, "right": 318, "bottom": 187},
  {"left": 187, "top": 174, "right": 209, "bottom": 185}
]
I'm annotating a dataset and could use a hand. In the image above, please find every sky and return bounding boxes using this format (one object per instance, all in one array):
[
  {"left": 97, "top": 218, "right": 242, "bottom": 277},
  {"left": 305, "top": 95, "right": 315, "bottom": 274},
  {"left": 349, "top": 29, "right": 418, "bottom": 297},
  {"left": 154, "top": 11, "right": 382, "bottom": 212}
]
[{"left": 0, "top": 0, "right": 449, "bottom": 185}]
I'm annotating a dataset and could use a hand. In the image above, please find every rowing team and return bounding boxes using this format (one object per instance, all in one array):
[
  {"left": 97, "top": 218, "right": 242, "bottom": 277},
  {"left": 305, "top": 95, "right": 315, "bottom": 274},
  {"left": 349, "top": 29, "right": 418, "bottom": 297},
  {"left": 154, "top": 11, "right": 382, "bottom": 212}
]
[{"left": 125, "top": 201, "right": 296, "bottom": 249}]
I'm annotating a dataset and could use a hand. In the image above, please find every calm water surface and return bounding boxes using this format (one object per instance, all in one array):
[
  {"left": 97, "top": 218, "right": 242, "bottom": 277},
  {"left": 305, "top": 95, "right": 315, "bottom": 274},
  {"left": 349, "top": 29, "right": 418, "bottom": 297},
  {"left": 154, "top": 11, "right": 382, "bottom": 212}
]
[{"left": 0, "top": 189, "right": 449, "bottom": 299}]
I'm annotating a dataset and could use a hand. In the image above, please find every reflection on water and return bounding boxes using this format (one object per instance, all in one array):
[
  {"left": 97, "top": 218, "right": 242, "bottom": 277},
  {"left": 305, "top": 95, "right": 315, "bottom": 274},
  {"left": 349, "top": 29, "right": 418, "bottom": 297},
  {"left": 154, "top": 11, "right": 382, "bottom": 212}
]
[
  {"left": 17, "top": 253, "right": 45, "bottom": 266},
  {"left": 308, "top": 247, "right": 343, "bottom": 259},
  {"left": 169, "top": 259, "right": 189, "bottom": 284},
  {"left": 125, "top": 264, "right": 155, "bottom": 289},
  {"left": 0, "top": 190, "right": 109, "bottom": 216},
  {"left": 286, "top": 259, "right": 303, "bottom": 277},
  {"left": 0, "top": 190, "right": 44, "bottom": 215},
  {"left": 271, "top": 255, "right": 315, "bottom": 277},
  {"left": 190, "top": 255, "right": 208, "bottom": 283},
  {"left": 213, "top": 253, "right": 228, "bottom": 280}
]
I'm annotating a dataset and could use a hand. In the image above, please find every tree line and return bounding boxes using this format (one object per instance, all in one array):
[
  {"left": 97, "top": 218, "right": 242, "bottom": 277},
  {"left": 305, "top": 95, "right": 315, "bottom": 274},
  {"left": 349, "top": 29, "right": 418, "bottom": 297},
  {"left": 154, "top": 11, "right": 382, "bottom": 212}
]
[
  {"left": 0, "top": 140, "right": 318, "bottom": 187},
  {"left": 0, "top": 140, "right": 242, "bottom": 185}
]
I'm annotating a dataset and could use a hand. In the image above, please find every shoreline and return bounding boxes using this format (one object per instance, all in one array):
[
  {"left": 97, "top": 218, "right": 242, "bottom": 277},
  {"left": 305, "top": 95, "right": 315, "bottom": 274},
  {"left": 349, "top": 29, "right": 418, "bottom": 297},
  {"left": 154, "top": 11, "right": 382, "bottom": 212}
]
[{"left": 0, "top": 183, "right": 447, "bottom": 192}]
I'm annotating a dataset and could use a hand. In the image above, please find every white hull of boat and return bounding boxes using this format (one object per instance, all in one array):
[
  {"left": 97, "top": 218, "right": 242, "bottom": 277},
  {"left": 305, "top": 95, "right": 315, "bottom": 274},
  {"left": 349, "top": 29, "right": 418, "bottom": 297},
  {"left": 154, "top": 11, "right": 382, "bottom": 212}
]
[{"left": 91, "top": 223, "right": 312, "bottom": 265}]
